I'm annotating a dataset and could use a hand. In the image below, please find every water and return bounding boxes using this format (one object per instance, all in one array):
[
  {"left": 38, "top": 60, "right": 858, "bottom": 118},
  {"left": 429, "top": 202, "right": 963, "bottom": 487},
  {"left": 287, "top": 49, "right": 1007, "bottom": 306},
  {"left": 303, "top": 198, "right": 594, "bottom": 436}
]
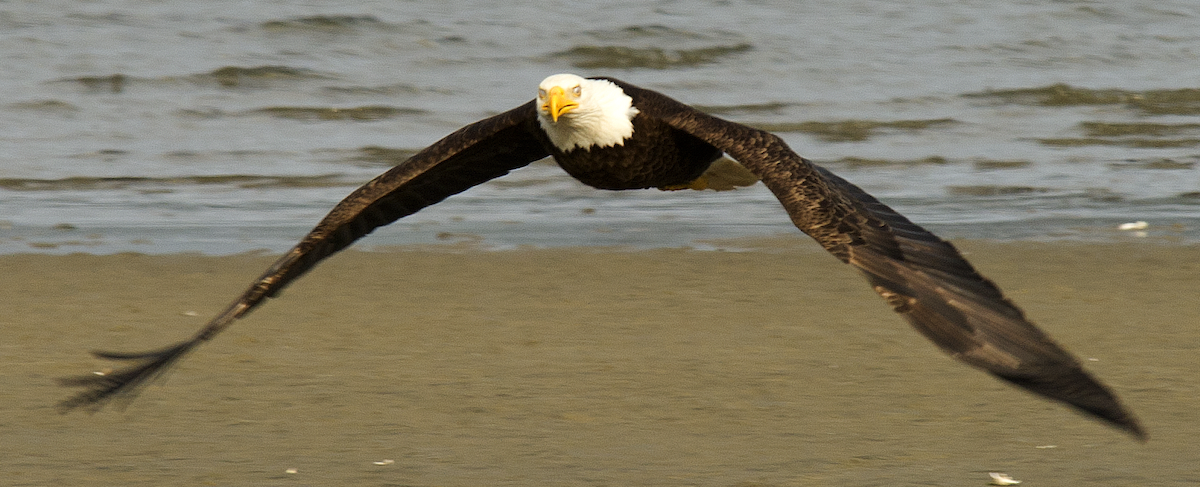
[{"left": 3, "top": 0, "right": 1200, "bottom": 254}]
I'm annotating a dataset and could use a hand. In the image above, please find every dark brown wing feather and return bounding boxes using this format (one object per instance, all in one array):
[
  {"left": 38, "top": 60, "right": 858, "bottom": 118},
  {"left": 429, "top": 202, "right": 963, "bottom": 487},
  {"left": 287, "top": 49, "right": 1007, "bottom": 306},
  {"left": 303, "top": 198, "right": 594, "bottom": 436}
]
[
  {"left": 58, "top": 101, "right": 549, "bottom": 411},
  {"left": 613, "top": 79, "right": 1145, "bottom": 440}
]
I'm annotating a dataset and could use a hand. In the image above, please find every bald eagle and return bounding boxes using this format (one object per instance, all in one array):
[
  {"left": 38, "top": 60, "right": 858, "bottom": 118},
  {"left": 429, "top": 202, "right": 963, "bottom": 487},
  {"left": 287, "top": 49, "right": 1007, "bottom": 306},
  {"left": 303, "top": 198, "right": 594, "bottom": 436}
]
[{"left": 60, "top": 74, "right": 1144, "bottom": 440}]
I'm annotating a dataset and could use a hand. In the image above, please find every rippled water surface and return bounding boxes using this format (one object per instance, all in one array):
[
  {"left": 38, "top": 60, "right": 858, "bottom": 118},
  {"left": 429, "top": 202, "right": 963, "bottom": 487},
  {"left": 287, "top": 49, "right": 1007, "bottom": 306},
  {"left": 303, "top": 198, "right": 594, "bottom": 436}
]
[{"left": 3, "top": 0, "right": 1200, "bottom": 253}]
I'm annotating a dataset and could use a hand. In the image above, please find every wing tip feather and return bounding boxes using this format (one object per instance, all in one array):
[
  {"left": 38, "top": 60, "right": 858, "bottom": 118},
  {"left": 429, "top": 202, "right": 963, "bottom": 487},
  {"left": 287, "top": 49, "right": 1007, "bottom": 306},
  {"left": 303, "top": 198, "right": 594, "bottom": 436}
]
[
  {"left": 991, "top": 368, "right": 1147, "bottom": 442},
  {"left": 57, "top": 340, "right": 197, "bottom": 413}
]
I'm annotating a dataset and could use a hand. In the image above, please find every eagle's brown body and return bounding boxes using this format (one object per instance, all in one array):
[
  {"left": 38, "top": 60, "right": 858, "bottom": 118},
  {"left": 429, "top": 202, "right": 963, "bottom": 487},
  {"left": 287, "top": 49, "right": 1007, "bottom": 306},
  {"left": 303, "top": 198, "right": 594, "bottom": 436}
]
[
  {"left": 60, "top": 76, "right": 1145, "bottom": 441},
  {"left": 547, "top": 106, "right": 723, "bottom": 190}
]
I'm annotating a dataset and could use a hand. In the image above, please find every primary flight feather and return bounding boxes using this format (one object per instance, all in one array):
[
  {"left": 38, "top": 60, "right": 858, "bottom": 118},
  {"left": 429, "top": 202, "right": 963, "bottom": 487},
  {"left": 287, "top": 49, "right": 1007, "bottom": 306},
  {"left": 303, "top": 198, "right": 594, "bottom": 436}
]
[{"left": 60, "top": 74, "right": 1145, "bottom": 441}]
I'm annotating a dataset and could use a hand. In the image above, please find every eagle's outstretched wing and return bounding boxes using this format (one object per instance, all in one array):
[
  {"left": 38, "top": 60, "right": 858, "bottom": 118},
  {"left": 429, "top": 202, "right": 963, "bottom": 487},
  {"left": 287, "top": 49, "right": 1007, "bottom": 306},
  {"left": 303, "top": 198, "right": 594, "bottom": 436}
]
[
  {"left": 58, "top": 101, "right": 549, "bottom": 411},
  {"left": 622, "top": 80, "right": 1146, "bottom": 440}
]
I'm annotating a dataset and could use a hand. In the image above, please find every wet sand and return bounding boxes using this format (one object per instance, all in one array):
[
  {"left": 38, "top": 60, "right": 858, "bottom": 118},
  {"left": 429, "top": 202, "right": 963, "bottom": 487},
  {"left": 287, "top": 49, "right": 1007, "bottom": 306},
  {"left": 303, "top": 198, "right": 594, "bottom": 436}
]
[{"left": 2, "top": 239, "right": 1196, "bottom": 486}]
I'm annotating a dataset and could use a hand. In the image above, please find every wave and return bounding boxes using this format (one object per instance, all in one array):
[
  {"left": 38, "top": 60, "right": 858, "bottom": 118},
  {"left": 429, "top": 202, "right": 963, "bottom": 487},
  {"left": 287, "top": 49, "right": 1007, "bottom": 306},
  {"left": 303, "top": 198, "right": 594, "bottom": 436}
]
[
  {"left": 0, "top": 174, "right": 356, "bottom": 192},
  {"left": 555, "top": 43, "right": 752, "bottom": 69},
  {"left": 179, "top": 105, "right": 426, "bottom": 121},
  {"left": 746, "top": 119, "right": 957, "bottom": 142},
  {"left": 581, "top": 25, "right": 729, "bottom": 42},
  {"left": 259, "top": 15, "right": 390, "bottom": 32},
  {"left": 50, "top": 66, "right": 338, "bottom": 93},
  {"left": 963, "top": 83, "right": 1200, "bottom": 115}
]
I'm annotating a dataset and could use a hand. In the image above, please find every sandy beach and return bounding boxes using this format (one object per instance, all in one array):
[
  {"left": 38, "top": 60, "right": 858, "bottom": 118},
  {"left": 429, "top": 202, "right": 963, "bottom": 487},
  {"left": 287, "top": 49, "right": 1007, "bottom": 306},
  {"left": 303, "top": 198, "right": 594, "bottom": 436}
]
[{"left": 2, "top": 238, "right": 1196, "bottom": 486}]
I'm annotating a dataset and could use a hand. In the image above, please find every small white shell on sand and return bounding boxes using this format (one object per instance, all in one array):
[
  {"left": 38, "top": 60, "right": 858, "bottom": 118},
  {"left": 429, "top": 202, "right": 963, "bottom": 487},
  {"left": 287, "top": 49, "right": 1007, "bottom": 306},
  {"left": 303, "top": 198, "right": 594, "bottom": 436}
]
[
  {"left": 989, "top": 472, "right": 1021, "bottom": 485},
  {"left": 373, "top": 459, "right": 395, "bottom": 466},
  {"left": 285, "top": 468, "right": 298, "bottom": 474},
  {"left": 1118, "top": 221, "right": 1149, "bottom": 230}
]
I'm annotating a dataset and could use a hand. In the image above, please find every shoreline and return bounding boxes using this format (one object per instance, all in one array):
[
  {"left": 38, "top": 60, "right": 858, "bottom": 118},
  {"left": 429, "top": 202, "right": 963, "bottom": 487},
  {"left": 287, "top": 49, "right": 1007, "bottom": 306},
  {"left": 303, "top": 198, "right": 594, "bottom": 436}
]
[{"left": 4, "top": 239, "right": 1196, "bottom": 485}]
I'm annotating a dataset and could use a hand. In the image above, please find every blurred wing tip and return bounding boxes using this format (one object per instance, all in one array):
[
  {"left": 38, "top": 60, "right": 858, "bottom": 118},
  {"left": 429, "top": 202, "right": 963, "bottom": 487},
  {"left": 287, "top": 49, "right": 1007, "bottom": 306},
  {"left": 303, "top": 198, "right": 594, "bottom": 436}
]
[
  {"left": 1124, "top": 419, "right": 1149, "bottom": 443},
  {"left": 1100, "top": 405, "right": 1147, "bottom": 442},
  {"left": 56, "top": 340, "right": 197, "bottom": 414}
]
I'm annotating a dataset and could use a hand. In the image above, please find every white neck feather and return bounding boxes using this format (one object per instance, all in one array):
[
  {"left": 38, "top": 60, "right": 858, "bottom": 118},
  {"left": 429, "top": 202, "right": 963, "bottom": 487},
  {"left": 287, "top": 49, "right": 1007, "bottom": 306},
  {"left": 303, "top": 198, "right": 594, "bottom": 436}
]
[{"left": 537, "top": 76, "right": 639, "bottom": 152}]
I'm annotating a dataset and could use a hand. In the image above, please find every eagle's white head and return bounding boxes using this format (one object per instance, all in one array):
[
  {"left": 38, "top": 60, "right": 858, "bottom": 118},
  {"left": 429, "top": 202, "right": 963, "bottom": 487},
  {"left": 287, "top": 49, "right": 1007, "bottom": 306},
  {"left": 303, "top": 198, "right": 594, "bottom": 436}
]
[{"left": 536, "top": 73, "right": 639, "bottom": 152}]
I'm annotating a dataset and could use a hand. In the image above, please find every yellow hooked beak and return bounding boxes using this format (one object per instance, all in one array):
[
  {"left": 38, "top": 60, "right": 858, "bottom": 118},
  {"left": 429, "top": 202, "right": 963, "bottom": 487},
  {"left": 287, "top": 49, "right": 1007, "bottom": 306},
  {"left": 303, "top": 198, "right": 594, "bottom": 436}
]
[{"left": 541, "top": 86, "right": 579, "bottom": 122}]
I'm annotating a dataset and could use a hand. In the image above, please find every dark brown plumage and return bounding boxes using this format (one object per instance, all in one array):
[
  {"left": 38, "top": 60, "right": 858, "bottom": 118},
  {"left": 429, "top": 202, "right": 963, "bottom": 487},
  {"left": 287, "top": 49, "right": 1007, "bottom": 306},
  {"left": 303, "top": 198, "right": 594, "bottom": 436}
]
[
  {"left": 547, "top": 107, "right": 723, "bottom": 190},
  {"left": 59, "top": 76, "right": 1144, "bottom": 441}
]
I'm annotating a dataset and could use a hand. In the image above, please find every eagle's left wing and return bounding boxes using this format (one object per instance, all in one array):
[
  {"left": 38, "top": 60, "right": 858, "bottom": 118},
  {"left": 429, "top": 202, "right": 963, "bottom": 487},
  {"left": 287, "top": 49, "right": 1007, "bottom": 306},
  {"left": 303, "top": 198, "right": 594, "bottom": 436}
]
[{"left": 616, "top": 78, "right": 1145, "bottom": 440}]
